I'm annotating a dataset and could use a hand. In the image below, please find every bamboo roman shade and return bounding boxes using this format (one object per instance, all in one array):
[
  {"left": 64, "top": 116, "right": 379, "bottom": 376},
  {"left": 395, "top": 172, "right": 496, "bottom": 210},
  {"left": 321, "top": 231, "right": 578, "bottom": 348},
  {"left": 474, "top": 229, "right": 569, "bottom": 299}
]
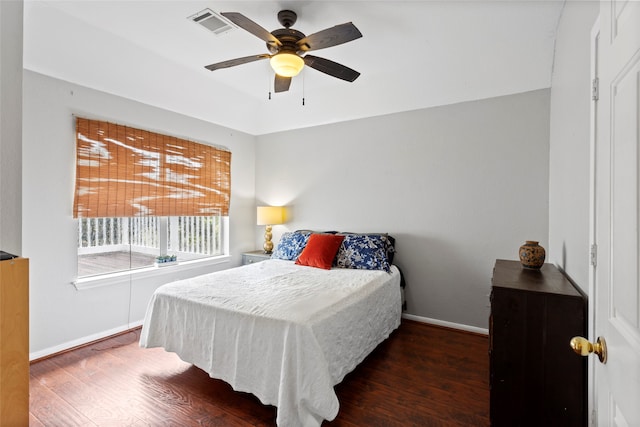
[{"left": 73, "top": 118, "right": 231, "bottom": 218}]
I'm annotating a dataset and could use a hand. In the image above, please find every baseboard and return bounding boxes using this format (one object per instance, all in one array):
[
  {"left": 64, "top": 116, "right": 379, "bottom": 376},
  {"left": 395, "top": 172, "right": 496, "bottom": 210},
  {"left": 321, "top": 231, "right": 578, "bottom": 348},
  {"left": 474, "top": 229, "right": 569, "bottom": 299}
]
[
  {"left": 402, "top": 313, "right": 489, "bottom": 336},
  {"left": 29, "top": 319, "right": 145, "bottom": 362}
]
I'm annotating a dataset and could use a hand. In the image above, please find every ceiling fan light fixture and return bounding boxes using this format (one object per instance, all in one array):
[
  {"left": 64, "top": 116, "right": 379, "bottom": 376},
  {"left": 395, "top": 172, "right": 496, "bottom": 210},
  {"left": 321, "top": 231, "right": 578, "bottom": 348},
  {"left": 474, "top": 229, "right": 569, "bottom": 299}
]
[{"left": 270, "top": 53, "right": 304, "bottom": 77}]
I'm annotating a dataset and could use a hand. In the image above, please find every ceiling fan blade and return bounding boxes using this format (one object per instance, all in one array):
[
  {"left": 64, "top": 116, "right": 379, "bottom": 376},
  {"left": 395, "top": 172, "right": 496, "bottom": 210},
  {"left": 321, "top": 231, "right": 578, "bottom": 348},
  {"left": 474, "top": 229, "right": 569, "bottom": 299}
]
[
  {"left": 274, "top": 75, "right": 292, "bottom": 93},
  {"left": 303, "top": 55, "right": 360, "bottom": 82},
  {"left": 297, "top": 22, "right": 362, "bottom": 52},
  {"left": 205, "top": 54, "right": 271, "bottom": 71},
  {"left": 221, "top": 12, "right": 281, "bottom": 47}
]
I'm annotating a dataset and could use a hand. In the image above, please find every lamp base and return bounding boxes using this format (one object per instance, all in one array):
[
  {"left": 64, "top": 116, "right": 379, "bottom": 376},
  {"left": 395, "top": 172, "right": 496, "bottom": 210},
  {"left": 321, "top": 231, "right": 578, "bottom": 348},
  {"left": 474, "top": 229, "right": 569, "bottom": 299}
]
[{"left": 263, "top": 225, "right": 274, "bottom": 254}]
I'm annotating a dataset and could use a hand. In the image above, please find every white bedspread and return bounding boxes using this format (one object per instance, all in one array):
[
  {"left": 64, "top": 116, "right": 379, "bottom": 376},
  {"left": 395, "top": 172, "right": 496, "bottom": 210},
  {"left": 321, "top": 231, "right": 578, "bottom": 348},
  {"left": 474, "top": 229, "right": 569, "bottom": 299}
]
[{"left": 139, "top": 259, "right": 401, "bottom": 427}]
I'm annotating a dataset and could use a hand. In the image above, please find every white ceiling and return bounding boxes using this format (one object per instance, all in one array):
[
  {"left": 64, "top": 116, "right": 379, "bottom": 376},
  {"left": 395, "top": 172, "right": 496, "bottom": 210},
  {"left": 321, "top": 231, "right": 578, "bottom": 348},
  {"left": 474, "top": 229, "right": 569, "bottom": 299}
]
[{"left": 23, "top": 0, "right": 565, "bottom": 135}]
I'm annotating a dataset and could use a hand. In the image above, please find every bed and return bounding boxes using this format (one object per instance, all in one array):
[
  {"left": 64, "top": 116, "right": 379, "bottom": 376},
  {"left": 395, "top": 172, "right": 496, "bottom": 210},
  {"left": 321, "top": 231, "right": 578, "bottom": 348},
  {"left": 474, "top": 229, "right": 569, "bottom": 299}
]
[{"left": 139, "top": 231, "right": 401, "bottom": 426}]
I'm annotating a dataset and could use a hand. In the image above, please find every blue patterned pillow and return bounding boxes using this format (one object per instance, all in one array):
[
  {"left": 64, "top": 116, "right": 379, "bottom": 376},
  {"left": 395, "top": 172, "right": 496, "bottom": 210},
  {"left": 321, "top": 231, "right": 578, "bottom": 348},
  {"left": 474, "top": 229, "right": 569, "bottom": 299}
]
[
  {"left": 271, "top": 231, "right": 311, "bottom": 260},
  {"left": 335, "top": 234, "right": 391, "bottom": 272}
]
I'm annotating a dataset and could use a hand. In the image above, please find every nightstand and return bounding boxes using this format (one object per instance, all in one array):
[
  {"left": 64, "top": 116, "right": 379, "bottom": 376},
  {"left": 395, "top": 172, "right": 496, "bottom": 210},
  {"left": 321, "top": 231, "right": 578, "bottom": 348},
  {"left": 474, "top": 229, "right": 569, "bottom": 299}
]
[{"left": 242, "top": 250, "right": 272, "bottom": 265}]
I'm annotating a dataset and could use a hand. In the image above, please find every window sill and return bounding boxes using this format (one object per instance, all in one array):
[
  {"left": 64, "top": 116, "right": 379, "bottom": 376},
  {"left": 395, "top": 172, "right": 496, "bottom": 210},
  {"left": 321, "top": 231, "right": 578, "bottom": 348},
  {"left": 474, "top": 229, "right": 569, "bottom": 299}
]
[{"left": 72, "top": 255, "right": 231, "bottom": 291}]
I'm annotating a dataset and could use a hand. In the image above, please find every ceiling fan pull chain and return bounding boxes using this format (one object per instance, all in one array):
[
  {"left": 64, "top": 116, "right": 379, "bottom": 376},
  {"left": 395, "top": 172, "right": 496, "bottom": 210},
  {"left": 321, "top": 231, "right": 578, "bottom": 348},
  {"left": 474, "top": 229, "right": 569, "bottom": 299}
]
[{"left": 302, "top": 71, "right": 305, "bottom": 106}]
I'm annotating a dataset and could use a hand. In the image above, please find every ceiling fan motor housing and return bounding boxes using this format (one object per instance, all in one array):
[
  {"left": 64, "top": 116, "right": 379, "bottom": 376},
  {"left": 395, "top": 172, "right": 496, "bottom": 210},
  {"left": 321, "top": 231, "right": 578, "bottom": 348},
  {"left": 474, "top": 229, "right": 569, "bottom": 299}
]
[{"left": 268, "top": 28, "right": 306, "bottom": 54}]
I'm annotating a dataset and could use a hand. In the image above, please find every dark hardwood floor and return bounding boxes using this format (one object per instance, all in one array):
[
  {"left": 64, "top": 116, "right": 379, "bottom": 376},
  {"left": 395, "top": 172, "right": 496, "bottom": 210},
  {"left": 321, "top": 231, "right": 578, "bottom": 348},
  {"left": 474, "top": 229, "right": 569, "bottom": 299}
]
[{"left": 29, "top": 320, "right": 489, "bottom": 426}]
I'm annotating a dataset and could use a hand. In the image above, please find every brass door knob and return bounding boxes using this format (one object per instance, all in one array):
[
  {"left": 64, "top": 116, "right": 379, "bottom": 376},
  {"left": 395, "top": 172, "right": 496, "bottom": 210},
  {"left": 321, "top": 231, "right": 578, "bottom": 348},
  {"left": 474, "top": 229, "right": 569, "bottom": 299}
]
[{"left": 570, "top": 336, "right": 607, "bottom": 364}]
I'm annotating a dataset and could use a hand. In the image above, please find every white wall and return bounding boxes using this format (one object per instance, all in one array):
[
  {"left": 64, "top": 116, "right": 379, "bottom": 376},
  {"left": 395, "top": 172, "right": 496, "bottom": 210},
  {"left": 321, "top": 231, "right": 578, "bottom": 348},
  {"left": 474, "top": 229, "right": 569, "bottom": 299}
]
[
  {"left": 0, "top": 0, "right": 23, "bottom": 255},
  {"left": 548, "top": 1, "right": 599, "bottom": 294},
  {"left": 22, "top": 71, "right": 257, "bottom": 358},
  {"left": 256, "top": 89, "right": 551, "bottom": 329}
]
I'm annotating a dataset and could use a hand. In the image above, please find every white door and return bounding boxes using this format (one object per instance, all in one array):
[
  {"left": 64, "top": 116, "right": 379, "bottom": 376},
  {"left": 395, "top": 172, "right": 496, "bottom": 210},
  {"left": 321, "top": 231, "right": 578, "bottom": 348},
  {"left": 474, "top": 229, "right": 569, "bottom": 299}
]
[{"left": 594, "top": 0, "right": 640, "bottom": 425}]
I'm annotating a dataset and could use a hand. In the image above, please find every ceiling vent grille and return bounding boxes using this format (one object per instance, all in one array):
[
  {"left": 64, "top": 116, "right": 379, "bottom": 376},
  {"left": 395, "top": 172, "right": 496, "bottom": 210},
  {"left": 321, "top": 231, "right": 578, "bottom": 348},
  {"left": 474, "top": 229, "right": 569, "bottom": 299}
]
[{"left": 188, "top": 9, "right": 235, "bottom": 35}]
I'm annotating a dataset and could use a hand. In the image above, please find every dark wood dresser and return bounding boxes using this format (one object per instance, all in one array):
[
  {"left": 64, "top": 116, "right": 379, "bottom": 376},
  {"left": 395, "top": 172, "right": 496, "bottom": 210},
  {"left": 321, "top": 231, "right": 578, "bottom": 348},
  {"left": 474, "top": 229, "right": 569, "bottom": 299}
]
[{"left": 489, "top": 259, "right": 586, "bottom": 427}]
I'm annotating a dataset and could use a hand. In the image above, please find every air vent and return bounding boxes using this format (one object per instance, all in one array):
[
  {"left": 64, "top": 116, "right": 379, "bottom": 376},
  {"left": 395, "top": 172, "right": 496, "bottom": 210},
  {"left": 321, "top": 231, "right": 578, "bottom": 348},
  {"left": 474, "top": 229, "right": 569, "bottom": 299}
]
[{"left": 188, "top": 9, "right": 234, "bottom": 35}]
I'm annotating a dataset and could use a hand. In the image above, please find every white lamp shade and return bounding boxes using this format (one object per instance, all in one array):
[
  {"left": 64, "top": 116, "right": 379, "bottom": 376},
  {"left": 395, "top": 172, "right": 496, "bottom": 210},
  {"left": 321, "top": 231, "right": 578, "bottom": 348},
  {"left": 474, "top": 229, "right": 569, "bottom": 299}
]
[
  {"left": 270, "top": 53, "right": 304, "bottom": 77},
  {"left": 257, "top": 206, "right": 285, "bottom": 225}
]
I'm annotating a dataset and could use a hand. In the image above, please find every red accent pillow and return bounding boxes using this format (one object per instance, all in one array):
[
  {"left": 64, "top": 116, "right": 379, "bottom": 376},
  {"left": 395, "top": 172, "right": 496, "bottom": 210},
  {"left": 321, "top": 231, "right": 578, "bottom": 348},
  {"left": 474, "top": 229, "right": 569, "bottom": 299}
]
[{"left": 295, "top": 233, "right": 345, "bottom": 270}]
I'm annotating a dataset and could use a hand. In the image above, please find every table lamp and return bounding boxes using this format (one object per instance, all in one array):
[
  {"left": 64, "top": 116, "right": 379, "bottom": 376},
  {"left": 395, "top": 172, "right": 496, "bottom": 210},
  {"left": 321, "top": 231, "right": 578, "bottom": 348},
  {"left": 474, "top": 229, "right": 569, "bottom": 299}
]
[{"left": 257, "top": 206, "right": 285, "bottom": 254}]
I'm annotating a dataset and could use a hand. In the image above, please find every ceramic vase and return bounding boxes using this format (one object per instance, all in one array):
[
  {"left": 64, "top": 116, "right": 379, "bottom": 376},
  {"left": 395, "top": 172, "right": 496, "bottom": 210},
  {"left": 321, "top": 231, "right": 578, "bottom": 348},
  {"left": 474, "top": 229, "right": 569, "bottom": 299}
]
[{"left": 519, "top": 241, "right": 545, "bottom": 269}]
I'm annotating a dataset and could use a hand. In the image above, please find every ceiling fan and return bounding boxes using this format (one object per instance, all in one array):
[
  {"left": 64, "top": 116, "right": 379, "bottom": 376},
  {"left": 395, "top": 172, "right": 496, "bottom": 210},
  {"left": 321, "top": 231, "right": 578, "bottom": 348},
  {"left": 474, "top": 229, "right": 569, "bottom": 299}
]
[{"left": 205, "top": 10, "right": 362, "bottom": 93}]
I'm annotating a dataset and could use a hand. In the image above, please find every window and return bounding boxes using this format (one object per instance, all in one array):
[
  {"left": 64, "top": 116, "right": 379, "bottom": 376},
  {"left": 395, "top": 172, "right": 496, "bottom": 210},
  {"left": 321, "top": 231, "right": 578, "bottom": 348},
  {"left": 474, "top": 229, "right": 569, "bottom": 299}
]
[
  {"left": 77, "top": 215, "right": 223, "bottom": 277},
  {"left": 72, "top": 118, "right": 231, "bottom": 279}
]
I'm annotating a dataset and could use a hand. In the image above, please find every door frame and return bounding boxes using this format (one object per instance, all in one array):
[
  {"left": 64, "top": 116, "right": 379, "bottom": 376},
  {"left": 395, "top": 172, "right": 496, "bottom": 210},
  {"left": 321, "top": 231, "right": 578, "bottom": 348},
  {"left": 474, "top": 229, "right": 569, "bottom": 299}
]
[{"left": 587, "top": 15, "right": 600, "bottom": 426}]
